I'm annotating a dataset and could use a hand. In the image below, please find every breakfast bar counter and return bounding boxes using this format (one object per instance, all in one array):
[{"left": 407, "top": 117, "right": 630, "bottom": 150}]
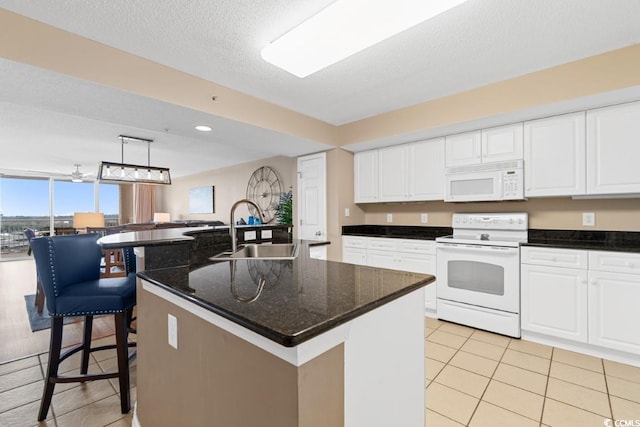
[{"left": 134, "top": 242, "right": 434, "bottom": 427}]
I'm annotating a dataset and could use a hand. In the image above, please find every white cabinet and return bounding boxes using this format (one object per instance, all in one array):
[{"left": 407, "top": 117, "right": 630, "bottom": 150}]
[
  {"left": 343, "top": 236, "right": 438, "bottom": 313},
  {"left": 521, "top": 246, "right": 640, "bottom": 357},
  {"left": 378, "top": 145, "right": 409, "bottom": 202},
  {"left": 342, "top": 236, "right": 367, "bottom": 266},
  {"left": 354, "top": 150, "right": 378, "bottom": 203},
  {"left": 588, "top": 251, "right": 640, "bottom": 354},
  {"left": 409, "top": 138, "right": 444, "bottom": 201},
  {"left": 445, "top": 124, "right": 523, "bottom": 167},
  {"left": 481, "top": 123, "right": 524, "bottom": 163},
  {"left": 586, "top": 101, "right": 640, "bottom": 195},
  {"left": 355, "top": 138, "right": 445, "bottom": 203},
  {"left": 524, "top": 112, "right": 586, "bottom": 197},
  {"left": 521, "top": 247, "right": 589, "bottom": 342},
  {"left": 445, "top": 131, "right": 481, "bottom": 167}
]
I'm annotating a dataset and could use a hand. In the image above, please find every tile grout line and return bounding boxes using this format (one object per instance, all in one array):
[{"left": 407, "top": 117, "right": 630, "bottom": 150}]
[
  {"left": 538, "top": 346, "right": 554, "bottom": 427},
  {"left": 603, "top": 357, "right": 614, "bottom": 422}
]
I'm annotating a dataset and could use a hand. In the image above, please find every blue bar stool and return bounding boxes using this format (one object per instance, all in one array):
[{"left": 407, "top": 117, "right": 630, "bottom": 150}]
[{"left": 30, "top": 234, "right": 137, "bottom": 422}]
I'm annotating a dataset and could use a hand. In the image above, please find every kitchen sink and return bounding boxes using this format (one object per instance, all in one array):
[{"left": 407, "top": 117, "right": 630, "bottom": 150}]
[{"left": 211, "top": 243, "right": 299, "bottom": 261}]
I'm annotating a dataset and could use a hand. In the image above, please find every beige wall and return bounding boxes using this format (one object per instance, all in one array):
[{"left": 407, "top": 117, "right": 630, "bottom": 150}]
[
  {"left": 360, "top": 198, "right": 640, "bottom": 231},
  {"left": 338, "top": 44, "right": 640, "bottom": 145},
  {"left": 326, "top": 149, "right": 365, "bottom": 261},
  {"left": 159, "top": 155, "right": 296, "bottom": 223}
]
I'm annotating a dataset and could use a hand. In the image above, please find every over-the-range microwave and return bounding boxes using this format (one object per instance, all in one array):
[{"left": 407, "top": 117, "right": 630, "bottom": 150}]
[{"left": 444, "top": 159, "right": 524, "bottom": 202}]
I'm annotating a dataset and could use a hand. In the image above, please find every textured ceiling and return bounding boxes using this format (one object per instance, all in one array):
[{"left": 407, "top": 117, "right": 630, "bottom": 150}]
[{"left": 1, "top": 0, "right": 640, "bottom": 178}]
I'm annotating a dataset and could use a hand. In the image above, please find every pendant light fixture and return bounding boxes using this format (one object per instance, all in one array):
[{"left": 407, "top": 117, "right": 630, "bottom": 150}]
[{"left": 98, "top": 135, "right": 171, "bottom": 185}]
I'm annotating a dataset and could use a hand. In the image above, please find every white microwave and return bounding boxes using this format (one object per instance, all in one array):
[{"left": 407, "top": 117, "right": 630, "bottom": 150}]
[{"left": 444, "top": 160, "right": 524, "bottom": 202}]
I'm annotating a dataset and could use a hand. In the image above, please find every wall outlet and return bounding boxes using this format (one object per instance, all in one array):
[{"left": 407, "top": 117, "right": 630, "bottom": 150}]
[
  {"left": 386, "top": 213, "right": 393, "bottom": 223},
  {"left": 345, "top": 207, "right": 350, "bottom": 217},
  {"left": 582, "top": 212, "right": 596, "bottom": 226},
  {"left": 168, "top": 314, "right": 178, "bottom": 349},
  {"left": 420, "top": 213, "right": 429, "bottom": 224}
]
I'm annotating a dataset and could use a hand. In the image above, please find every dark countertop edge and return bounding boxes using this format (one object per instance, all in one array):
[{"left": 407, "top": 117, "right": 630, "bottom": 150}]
[
  {"left": 138, "top": 270, "right": 434, "bottom": 348},
  {"left": 342, "top": 225, "right": 453, "bottom": 241},
  {"left": 526, "top": 229, "right": 640, "bottom": 253},
  {"left": 523, "top": 242, "right": 640, "bottom": 253}
]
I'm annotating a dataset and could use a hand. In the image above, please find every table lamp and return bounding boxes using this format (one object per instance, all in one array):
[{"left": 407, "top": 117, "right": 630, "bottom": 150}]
[{"left": 73, "top": 212, "right": 105, "bottom": 233}]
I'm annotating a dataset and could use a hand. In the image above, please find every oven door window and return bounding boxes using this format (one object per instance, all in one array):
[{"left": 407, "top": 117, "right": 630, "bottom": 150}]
[{"left": 447, "top": 260, "right": 504, "bottom": 296}]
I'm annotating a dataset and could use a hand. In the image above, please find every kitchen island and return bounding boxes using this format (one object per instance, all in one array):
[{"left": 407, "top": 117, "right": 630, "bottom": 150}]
[{"left": 133, "top": 241, "right": 434, "bottom": 427}]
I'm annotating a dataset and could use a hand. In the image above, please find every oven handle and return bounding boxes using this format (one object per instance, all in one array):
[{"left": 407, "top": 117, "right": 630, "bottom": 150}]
[{"left": 436, "top": 243, "right": 519, "bottom": 255}]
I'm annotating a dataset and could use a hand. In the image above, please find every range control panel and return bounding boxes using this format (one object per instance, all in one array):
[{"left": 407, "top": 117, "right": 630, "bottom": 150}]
[{"left": 452, "top": 213, "right": 528, "bottom": 230}]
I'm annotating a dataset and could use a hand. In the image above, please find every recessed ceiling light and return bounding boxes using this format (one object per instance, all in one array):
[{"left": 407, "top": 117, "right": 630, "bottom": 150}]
[
  {"left": 195, "top": 125, "right": 212, "bottom": 132},
  {"left": 261, "top": 0, "right": 468, "bottom": 78}
]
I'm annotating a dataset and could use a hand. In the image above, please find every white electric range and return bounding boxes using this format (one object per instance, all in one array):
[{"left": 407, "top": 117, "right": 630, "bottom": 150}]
[{"left": 435, "top": 213, "right": 528, "bottom": 338}]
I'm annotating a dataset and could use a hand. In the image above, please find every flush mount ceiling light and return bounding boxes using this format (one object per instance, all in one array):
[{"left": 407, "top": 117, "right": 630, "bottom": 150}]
[
  {"left": 98, "top": 135, "right": 171, "bottom": 185},
  {"left": 261, "top": 0, "right": 468, "bottom": 78},
  {"left": 195, "top": 125, "right": 212, "bottom": 132},
  {"left": 71, "top": 164, "right": 84, "bottom": 182}
]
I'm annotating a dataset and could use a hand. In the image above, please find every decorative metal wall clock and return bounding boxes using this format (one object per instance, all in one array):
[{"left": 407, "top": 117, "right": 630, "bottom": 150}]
[{"left": 246, "top": 166, "right": 282, "bottom": 223}]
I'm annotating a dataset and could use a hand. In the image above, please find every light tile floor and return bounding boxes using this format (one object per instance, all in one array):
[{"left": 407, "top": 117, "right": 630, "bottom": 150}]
[
  {"left": 425, "top": 317, "right": 640, "bottom": 426},
  {"left": 1, "top": 320, "right": 639, "bottom": 426},
  {"left": 0, "top": 335, "right": 136, "bottom": 427}
]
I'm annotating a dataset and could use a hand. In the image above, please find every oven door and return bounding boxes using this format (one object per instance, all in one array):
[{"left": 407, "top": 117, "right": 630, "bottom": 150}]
[
  {"left": 444, "top": 170, "right": 502, "bottom": 202},
  {"left": 437, "top": 242, "right": 520, "bottom": 313}
]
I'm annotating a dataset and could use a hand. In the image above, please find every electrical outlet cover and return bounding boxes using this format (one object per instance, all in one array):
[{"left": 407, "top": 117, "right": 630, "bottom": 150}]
[
  {"left": 420, "top": 213, "right": 428, "bottom": 224},
  {"left": 386, "top": 213, "right": 393, "bottom": 223}
]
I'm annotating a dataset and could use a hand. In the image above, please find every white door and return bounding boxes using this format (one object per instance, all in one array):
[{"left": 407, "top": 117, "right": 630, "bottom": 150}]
[
  {"left": 445, "top": 131, "right": 481, "bottom": 167},
  {"left": 586, "top": 101, "right": 640, "bottom": 195},
  {"left": 297, "top": 153, "right": 327, "bottom": 242},
  {"left": 378, "top": 145, "right": 408, "bottom": 201},
  {"left": 354, "top": 150, "right": 379, "bottom": 203},
  {"left": 588, "top": 270, "right": 640, "bottom": 354},
  {"left": 521, "top": 264, "right": 588, "bottom": 342},
  {"left": 524, "top": 112, "right": 586, "bottom": 197},
  {"left": 409, "top": 138, "right": 444, "bottom": 201},
  {"left": 481, "top": 123, "right": 524, "bottom": 163}
]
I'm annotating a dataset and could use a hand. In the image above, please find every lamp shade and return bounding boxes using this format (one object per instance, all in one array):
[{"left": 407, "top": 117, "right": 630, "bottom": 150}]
[
  {"left": 153, "top": 212, "right": 171, "bottom": 223},
  {"left": 73, "top": 212, "right": 105, "bottom": 229}
]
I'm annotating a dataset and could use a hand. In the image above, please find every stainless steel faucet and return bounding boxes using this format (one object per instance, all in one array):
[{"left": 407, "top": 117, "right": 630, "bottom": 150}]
[{"left": 229, "top": 199, "right": 265, "bottom": 252}]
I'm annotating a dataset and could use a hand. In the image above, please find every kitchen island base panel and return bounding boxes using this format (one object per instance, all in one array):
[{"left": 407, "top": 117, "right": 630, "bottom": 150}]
[
  {"left": 136, "top": 283, "right": 344, "bottom": 427},
  {"left": 136, "top": 282, "right": 426, "bottom": 426}
]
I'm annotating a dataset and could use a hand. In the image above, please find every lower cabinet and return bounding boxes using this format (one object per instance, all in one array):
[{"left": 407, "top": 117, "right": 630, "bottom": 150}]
[
  {"left": 521, "top": 247, "right": 640, "bottom": 357},
  {"left": 588, "top": 251, "right": 640, "bottom": 354},
  {"left": 521, "top": 263, "right": 588, "bottom": 342},
  {"left": 343, "top": 236, "right": 437, "bottom": 313}
]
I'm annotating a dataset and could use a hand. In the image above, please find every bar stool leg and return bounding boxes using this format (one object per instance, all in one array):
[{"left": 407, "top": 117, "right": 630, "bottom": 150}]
[
  {"left": 38, "top": 317, "right": 64, "bottom": 421},
  {"left": 80, "top": 315, "right": 93, "bottom": 374},
  {"left": 114, "top": 311, "right": 131, "bottom": 414}
]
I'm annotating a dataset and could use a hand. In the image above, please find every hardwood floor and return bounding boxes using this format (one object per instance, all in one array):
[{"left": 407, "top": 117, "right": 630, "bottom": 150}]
[{"left": 0, "top": 259, "right": 116, "bottom": 363}]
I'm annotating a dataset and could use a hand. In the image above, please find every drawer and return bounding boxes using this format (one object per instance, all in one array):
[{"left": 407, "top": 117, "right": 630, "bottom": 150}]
[
  {"left": 397, "top": 239, "right": 435, "bottom": 255},
  {"left": 343, "top": 236, "right": 367, "bottom": 248},
  {"left": 589, "top": 251, "right": 640, "bottom": 275},
  {"left": 521, "top": 246, "right": 588, "bottom": 269},
  {"left": 366, "top": 237, "right": 399, "bottom": 251}
]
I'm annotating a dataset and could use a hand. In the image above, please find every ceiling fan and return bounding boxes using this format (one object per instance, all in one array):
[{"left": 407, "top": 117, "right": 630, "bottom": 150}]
[{"left": 71, "top": 164, "right": 96, "bottom": 182}]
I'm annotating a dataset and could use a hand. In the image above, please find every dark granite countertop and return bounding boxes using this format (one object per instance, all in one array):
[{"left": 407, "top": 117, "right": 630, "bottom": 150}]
[
  {"left": 342, "top": 225, "right": 452, "bottom": 240},
  {"left": 98, "top": 226, "right": 217, "bottom": 249},
  {"left": 138, "top": 242, "right": 433, "bottom": 347},
  {"left": 525, "top": 229, "right": 640, "bottom": 253},
  {"left": 98, "top": 224, "right": 291, "bottom": 249}
]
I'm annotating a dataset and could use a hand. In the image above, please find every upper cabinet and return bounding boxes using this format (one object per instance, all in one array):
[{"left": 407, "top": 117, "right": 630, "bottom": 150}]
[
  {"left": 409, "top": 138, "right": 444, "bottom": 201},
  {"left": 445, "top": 124, "right": 523, "bottom": 167},
  {"left": 354, "top": 150, "right": 378, "bottom": 203},
  {"left": 524, "top": 112, "right": 586, "bottom": 197},
  {"left": 378, "top": 145, "right": 409, "bottom": 202},
  {"left": 586, "top": 101, "right": 640, "bottom": 195},
  {"left": 444, "top": 131, "right": 481, "bottom": 167},
  {"left": 354, "top": 138, "right": 444, "bottom": 203}
]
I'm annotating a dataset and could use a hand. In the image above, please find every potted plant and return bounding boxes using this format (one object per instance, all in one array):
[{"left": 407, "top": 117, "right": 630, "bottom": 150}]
[{"left": 275, "top": 189, "right": 293, "bottom": 241}]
